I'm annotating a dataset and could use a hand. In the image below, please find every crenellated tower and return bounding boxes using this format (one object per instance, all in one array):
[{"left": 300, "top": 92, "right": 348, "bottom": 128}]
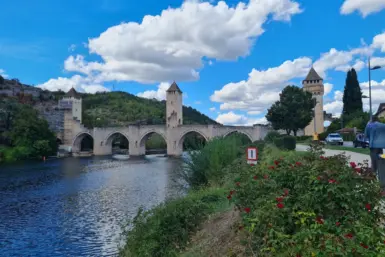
[{"left": 302, "top": 67, "right": 324, "bottom": 136}]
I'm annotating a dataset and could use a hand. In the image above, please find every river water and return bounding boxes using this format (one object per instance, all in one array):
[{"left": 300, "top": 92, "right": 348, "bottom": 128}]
[{"left": 0, "top": 155, "right": 185, "bottom": 257}]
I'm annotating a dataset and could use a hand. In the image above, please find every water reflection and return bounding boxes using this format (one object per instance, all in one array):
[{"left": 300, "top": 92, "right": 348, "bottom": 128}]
[{"left": 0, "top": 155, "right": 184, "bottom": 256}]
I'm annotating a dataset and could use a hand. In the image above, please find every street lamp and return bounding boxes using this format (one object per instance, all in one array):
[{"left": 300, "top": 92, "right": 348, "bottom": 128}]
[{"left": 368, "top": 57, "right": 382, "bottom": 120}]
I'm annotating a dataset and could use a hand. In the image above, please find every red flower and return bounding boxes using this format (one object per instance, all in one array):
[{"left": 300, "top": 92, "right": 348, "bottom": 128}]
[
  {"left": 350, "top": 162, "right": 357, "bottom": 168},
  {"left": 236, "top": 182, "right": 240, "bottom": 187},
  {"left": 276, "top": 197, "right": 284, "bottom": 202},
  {"left": 365, "top": 203, "right": 371, "bottom": 211},
  {"left": 274, "top": 160, "right": 280, "bottom": 166},
  {"left": 328, "top": 179, "right": 337, "bottom": 184},
  {"left": 227, "top": 195, "right": 232, "bottom": 200},
  {"left": 283, "top": 188, "right": 289, "bottom": 196},
  {"left": 230, "top": 190, "right": 235, "bottom": 195},
  {"left": 316, "top": 216, "right": 324, "bottom": 224},
  {"left": 268, "top": 166, "right": 275, "bottom": 170},
  {"left": 344, "top": 233, "right": 353, "bottom": 239},
  {"left": 295, "top": 162, "right": 302, "bottom": 166},
  {"left": 336, "top": 222, "right": 341, "bottom": 226},
  {"left": 355, "top": 167, "right": 361, "bottom": 174},
  {"left": 264, "top": 174, "right": 269, "bottom": 179},
  {"left": 276, "top": 203, "right": 284, "bottom": 209},
  {"left": 244, "top": 207, "right": 251, "bottom": 213},
  {"left": 253, "top": 175, "right": 258, "bottom": 180},
  {"left": 360, "top": 243, "right": 368, "bottom": 249},
  {"left": 320, "top": 156, "right": 325, "bottom": 159}
]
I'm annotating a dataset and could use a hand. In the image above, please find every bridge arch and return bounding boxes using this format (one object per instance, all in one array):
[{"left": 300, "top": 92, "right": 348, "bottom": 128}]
[
  {"left": 177, "top": 130, "right": 209, "bottom": 152},
  {"left": 139, "top": 131, "right": 167, "bottom": 155},
  {"left": 223, "top": 130, "right": 253, "bottom": 143},
  {"left": 72, "top": 132, "right": 94, "bottom": 152},
  {"left": 104, "top": 131, "right": 129, "bottom": 154}
]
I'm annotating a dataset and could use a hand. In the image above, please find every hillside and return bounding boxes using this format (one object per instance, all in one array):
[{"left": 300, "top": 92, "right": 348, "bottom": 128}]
[
  {"left": 0, "top": 76, "right": 219, "bottom": 131},
  {"left": 81, "top": 91, "right": 219, "bottom": 128}
]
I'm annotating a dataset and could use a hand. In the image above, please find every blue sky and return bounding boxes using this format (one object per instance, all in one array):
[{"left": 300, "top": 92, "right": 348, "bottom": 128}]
[{"left": 1, "top": 0, "right": 385, "bottom": 125}]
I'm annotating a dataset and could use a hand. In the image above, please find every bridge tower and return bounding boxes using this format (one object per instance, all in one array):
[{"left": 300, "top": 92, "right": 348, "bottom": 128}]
[
  {"left": 302, "top": 67, "right": 324, "bottom": 136},
  {"left": 166, "top": 82, "right": 183, "bottom": 128}
]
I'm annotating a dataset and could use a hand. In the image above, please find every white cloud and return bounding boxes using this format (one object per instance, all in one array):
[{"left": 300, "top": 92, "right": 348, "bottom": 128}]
[
  {"left": 210, "top": 57, "right": 312, "bottom": 113},
  {"left": 215, "top": 111, "right": 267, "bottom": 126},
  {"left": 247, "top": 110, "right": 262, "bottom": 115},
  {"left": 324, "top": 83, "right": 333, "bottom": 96},
  {"left": 194, "top": 101, "right": 202, "bottom": 105},
  {"left": 373, "top": 32, "right": 385, "bottom": 52},
  {"left": 68, "top": 44, "right": 76, "bottom": 52},
  {"left": 37, "top": 75, "right": 110, "bottom": 94},
  {"left": 60, "top": 0, "right": 302, "bottom": 84},
  {"left": 371, "top": 57, "right": 385, "bottom": 68},
  {"left": 209, "top": 107, "right": 216, "bottom": 111},
  {"left": 335, "top": 59, "right": 366, "bottom": 72},
  {"left": 341, "top": 0, "right": 385, "bottom": 17},
  {"left": 0, "top": 69, "right": 8, "bottom": 78},
  {"left": 137, "top": 82, "right": 170, "bottom": 100}
]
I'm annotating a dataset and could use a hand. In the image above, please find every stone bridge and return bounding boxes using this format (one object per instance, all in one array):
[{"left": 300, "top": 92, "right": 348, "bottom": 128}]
[{"left": 70, "top": 123, "right": 269, "bottom": 156}]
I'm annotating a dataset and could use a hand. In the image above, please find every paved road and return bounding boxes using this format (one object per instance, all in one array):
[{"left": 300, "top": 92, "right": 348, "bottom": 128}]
[{"left": 296, "top": 144, "right": 371, "bottom": 165}]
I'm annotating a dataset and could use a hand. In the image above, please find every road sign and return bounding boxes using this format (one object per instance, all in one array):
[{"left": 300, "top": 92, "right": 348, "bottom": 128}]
[{"left": 246, "top": 147, "right": 258, "bottom": 165}]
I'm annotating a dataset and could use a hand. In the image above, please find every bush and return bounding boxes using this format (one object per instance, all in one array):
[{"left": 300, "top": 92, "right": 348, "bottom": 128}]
[
  {"left": 228, "top": 143, "right": 385, "bottom": 256},
  {"left": 265, "top": 131, "right": 282, "bottom": 143},
  {"left": 282, "top": 135, "right": 296, "bottom": 150},
  {"left": 119, "top": 188, "right": 228, "bottom": 257},
  {"left": 319, "top": 131, "right": 328, "bottom": 141},
  {"left": 296, "top": 135, "right": 312, "bottom": 142},
  {"left": 181, "top": 136, "right": 247, "bottom": 188}
]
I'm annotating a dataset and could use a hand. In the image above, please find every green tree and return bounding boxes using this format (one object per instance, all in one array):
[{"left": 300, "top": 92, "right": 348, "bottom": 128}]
[
  {"left": 9, "top": 106, "right": 57, "bottom": 157},
  {"left": 342, "top": 68, "right": 363, "bottom": 116},
  {"left": 0, "top": 75, "right": 4, "bottom": 84},
  {"left": 266, "top": 85, "right": 315, "bottom": 136}
]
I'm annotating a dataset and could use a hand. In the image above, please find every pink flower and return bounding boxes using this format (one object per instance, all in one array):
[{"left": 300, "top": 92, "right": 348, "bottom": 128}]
[
  {"left": 350, "top": 162, "right": 357, "bottom": 168},
  {"left": 365, "top": 203, "right": 371, "bottom": 211}
]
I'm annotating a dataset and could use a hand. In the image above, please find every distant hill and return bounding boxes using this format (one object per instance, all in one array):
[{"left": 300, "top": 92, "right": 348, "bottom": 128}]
[
  {"left": 80, "top": 91, "right": 219, "bottom": 128},
  {"left": 0, "top": 76, "right": 219, "bottom": 130}
]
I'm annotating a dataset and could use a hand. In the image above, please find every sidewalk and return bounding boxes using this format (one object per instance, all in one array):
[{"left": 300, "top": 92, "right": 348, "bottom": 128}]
[{"left": 296, "top": 144, "right": 371, "bottom": 166}]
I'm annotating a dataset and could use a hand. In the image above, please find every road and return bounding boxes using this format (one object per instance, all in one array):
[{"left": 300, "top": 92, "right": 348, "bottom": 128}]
[{"left": 296, "top": 144, "right": 370, "bottom": 165}]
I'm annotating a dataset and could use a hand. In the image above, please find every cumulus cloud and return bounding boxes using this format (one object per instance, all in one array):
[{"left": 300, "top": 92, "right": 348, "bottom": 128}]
[
  {"left": 0, "top": 69, "right": 8, "bottom": 78},
  {"left": 137, "top": 82, "right": 170, "bottom": 100},
  {"left": 211, "top": 57, "right": 312, "bottom": 113},
  {"left": 335, "top": 59, "right": 366, "bottom": 72},
  {"left": 37, "top": 75, "right": 110, "bottom": 94},
  {"left": 373, "top": 32, "right": 385, "bottom": 52},
  {"left": 324, "top": 83, "right": 333, "bottom": 96},
  {"left": 340, "top": 0, "right": 385, "bottom": 17},
  {"left": 215, "top": 111, "right": 267, "bottom": 126},
  {"left": 59, "top": 0, "right": 302, "bottom": 84}
]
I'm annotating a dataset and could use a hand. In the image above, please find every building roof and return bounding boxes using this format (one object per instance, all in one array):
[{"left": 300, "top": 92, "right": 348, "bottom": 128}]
[
  {"left": 65, "top": 87, "right": 81, "bottom": 99},
  {"left": 166, "top": 82, "right": 182, "bottom": 93},
  {"left": 376, "top": 103, "right": 385, "bottom": 116},
  {"left": 304, "top": 67, "right": 323, "bottom": 81}
]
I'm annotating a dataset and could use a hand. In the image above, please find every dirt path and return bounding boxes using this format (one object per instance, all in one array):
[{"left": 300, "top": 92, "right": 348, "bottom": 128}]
[{"left": 296, "top": 144, "right": 371, "bottom": 165}]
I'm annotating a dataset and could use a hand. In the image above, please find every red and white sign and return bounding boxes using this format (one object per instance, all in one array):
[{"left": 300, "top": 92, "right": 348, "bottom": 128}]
[{"left": 246, "top": 147, "right": 258, "bottom": 165}]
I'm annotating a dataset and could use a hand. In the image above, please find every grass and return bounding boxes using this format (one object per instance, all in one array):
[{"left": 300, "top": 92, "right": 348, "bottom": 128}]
[{"left": 324, "top": 145, "right": 370, "bottom": 155}]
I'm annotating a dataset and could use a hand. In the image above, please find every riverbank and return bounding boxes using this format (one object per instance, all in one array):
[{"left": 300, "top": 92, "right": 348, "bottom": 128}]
[{"left": 119, "top": 140, "right": 385, "bottom": 256}]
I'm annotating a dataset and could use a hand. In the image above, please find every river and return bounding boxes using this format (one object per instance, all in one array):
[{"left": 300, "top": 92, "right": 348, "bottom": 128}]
[{"left": 0, "top": 155, "right": 186, "bottom": 257}]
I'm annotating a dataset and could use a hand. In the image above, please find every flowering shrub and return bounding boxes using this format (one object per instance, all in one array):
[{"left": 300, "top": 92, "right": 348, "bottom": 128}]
[{"left": 229, "top": 144, "right": 385, "bottom": 256}]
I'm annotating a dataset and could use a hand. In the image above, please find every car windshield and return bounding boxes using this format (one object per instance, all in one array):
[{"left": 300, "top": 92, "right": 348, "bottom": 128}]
[{"left": 329, "top": 134, "right": 341, "bottom": 138}]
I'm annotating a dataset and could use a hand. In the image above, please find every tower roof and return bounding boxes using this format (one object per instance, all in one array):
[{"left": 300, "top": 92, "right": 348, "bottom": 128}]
[
  {"left": 65, "top": 87, "right": 81, "bottom": 99},
  {"left": 166, "top": 82, "right": 182, "bottom": 93},
  {"left": 304, "top": 67, "right": 323, "bottom": 81}
]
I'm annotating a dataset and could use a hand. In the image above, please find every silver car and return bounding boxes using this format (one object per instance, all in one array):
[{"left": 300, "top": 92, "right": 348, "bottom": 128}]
[{"left": 325, "top": 133, "right": 344, "bottom": 145}]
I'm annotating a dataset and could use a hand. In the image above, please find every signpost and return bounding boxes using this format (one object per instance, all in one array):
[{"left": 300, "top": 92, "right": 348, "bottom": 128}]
[{"left": 247, "top": 147, "right": 258, "bottom": 165}]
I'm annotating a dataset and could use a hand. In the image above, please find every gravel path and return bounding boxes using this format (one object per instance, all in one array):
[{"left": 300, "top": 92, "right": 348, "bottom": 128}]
[{"left": 296, "top": 144, "right": 371, "bottom": 165}]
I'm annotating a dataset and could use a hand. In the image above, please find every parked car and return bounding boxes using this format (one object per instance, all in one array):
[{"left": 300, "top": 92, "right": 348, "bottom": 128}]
[
  {"left": 353, "top": 133, "right": 369, "bottom": 148},
  {"left": 325, "top": 133, "right": 344, "bottom": 145}
]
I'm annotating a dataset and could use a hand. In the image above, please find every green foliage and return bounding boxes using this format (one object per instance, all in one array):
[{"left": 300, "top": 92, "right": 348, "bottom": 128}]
[
  {"left": 181, "top": 135, "right": 248, "bottom": 189},
  {"left": 344, "top": 111, "right": 370, "bottom": 131},
  {"left": 380, "top": 117, "right": 385, "bottom": 123},
  {"left": 266, "top": 85, "right": 315, "bottom": 136},
  {"left": 145, "top": 134, "right": 167, "bottom": 149},
  {"left": 282, "top": 135, "right": 296, "bottom": 150},
  {"left": 265, "top": 131, "right": 282, "bottom": 143},
  {"left": 342, "top": 68, "right": 363, "bottom": 116},
  {"left": 81, "top": 91, "right": 218, "bottom": 128},
  {"left": 228, "top": 143, "right": 385, "bottom": 256},
  {"left": 319, "top": 131, "right": 329, "bottom": 141},
  {"left": 119, "top": 188, "right": 229, "bottom": 257},
  {"left": 0, "top": 75, "right": 4, "bottom": 84}
]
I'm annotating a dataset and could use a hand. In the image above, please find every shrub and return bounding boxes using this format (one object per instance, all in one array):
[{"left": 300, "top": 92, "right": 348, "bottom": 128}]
[
  {"left": 296, "top": 135, "right": 312, "bottom": 142},
  {"left": 228, "top": 144, "right": 385, "bottom": 256},
  {"left": 273, "top": 137, "right": 284, "bottom": 149},
  {"left": 282, "top": 135, "right": 296, "bottom": 150},
  {"left": 119, "top": 188, "right": 229, "bottom": 257},
  {"left": 181, "top": 136, "right": 246, "bottom": 188},
  {"left": 318, "top": 131, "right": 328, "bottom": 141},
  {"left": 265, "top": 131, "right": 282, "bottom": 143}
]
